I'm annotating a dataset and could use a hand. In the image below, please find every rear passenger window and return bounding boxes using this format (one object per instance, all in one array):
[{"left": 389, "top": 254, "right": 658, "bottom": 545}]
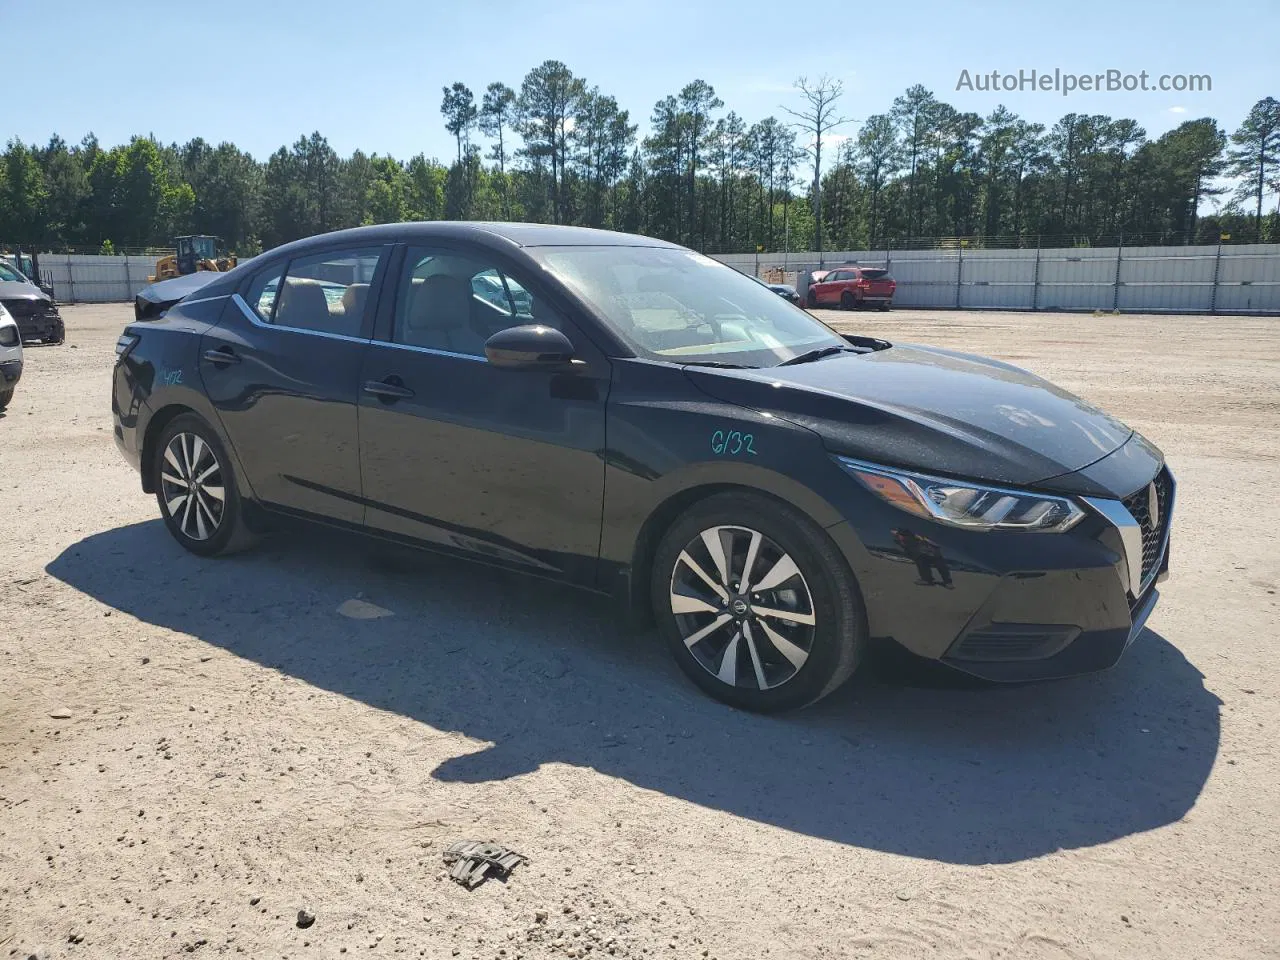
[
  {"left": 245, "top": 267, "right": 282, "bottom": 322},
  {"left": 250, "top": 247, "right": 383, "bottom": 337},
  {"left": 393, "top": 247, "right": 552, "bottom": 357}
]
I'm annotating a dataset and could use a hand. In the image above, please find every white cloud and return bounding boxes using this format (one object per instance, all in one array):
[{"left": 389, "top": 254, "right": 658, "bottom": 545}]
[{"left": 1168, "top": 106, "right": 1188, "bottom": 113}]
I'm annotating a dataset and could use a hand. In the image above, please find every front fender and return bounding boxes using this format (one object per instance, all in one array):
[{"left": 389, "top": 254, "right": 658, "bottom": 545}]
[{"left": 597, "top": 359, "right": 871, "bottom": 598}]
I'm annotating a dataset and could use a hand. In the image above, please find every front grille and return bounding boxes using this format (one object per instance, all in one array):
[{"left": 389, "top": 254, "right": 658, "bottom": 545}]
[
  {"left": 1, "top": 298, "right": 40, "bottom": 318},
  {"left": 2, "top": 299, "right": 57, "bottom": 322},
  {"left": 1122, "top": 466, "right": 1173, "bottom": 589},
  {"left": 2, "top": 298, "right": 61, "bottom": 341}
]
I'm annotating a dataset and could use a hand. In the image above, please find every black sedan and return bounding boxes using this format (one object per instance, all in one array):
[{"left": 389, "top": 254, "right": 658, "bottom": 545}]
[
  {"left": 750, "top": 274, "right": 802, "bottom": 306},
  {"left": 111, "top": 223, "right": 1173, "bottom": 711}
]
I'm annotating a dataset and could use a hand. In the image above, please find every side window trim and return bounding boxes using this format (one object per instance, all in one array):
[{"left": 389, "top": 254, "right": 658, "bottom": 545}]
[
  {"left": 231, "top": 292, "right": 371, "bottom": 344},
  {"left": 497, "top": 273, "right": 518, "bottom": 316},
  {"left": 236, "top": 244, "right": 393, "bottom": 342},
  {"left": 370, "top": 339, "right": 488, "bottom": 363}
]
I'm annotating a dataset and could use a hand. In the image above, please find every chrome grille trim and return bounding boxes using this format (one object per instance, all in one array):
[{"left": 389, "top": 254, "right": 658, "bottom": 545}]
[{"left": 1085, "top": 465, "right": 1174, "bottom": 599}]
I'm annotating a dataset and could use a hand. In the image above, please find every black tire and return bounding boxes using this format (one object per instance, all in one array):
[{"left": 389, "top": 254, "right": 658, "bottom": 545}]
[
  {"left": 839, "top": 290, "right": 855, "bottom": 310},
  {"left": 152, "top": 413, "right": 259, "bottom": 557},
  {"left": 650, "top": 492, "right": 867, "bottom": 712},
  {"left": 0, "top": 388, "right": 11, "bottom": 410},
  {"left": 879, "top": 302, "right": 892, "bottom": 312},
  {"left": 806, "top": 288, "right": 818, "bottom": 308}
]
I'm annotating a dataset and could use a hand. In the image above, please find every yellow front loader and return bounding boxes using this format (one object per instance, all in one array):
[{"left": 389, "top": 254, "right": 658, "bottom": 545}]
[{"left": 149, "top": 236, "right": 237, "bottom": 282}]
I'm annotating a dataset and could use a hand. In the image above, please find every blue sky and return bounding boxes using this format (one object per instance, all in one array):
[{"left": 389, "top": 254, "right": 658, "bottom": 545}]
[{"left": 3, "top": 0, "right": 1275, "bottom": 162}]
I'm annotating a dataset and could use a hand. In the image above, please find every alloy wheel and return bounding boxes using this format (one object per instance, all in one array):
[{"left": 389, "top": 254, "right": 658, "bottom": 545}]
[
  {"left": 669, "top": 524, "right": 816, "bottom": 690},
  {"left": 160, "top": 432, "right": 225, "bottom": 541}
]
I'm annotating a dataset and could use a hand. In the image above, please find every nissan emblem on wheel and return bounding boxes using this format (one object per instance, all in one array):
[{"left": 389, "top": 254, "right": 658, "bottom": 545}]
[{"left": 111, "top": 222, "right": 1173, "bottom": 711}]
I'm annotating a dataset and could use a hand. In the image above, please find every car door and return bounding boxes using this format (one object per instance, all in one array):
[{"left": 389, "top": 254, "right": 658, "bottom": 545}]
[
  {"left": 815, "top": 269, "right": 848, "bottom": 304},
  {"left": 199, "top": 244, "right": 390, "bottom": 525},
  {"left": 357, "top": 244, "right": 610, "bottom": 586}
]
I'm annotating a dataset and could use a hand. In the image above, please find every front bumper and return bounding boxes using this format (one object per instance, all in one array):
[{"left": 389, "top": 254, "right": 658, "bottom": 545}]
[
  {"left": 825, "top": 449, "right": 1173, "bottom": 683},
  {"left": 9, "top": 305, "right": 64, "bottom": 343}
]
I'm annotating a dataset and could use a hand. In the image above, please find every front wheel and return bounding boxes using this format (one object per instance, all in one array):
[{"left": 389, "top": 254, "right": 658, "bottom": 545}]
[
  {"left": 153, "top": 414, "right": 258, "bottom": 556},
  {"left": 0, "top": 388, "right": 12, "bottom": 410},
  {"left": 651, "top": 492, "right": 867, "bottom": 711},
  {"left": 806, "top": 288, "right": 818, "bottom": 308}
]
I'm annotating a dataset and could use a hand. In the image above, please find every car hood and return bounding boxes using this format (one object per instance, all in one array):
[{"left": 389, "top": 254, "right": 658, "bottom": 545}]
[
  {"left": 685, "top": 343, "right": 1134, "bottom": 486},
  {"left": 0, "top": 280, "right": 50, "bottom": 302}
]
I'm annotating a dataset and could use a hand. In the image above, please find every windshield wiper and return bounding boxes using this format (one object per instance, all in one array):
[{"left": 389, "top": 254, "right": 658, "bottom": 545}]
[
  {"left": 776, "top": 345, "right": 855, "bottom": 366},
  {"left": 682, "top": 360, "right": 755, "bottom": 369}
]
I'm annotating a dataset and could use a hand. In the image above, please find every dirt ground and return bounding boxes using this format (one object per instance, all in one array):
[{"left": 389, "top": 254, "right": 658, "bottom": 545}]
[{"left": 2, "top": 304, "right": 1278, "bottom": 960}]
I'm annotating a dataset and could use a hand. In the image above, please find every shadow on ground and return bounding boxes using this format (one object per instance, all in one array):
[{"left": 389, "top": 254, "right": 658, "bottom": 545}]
[{"left": 48, "top": 520, "right": 1220, "bottom": 865}]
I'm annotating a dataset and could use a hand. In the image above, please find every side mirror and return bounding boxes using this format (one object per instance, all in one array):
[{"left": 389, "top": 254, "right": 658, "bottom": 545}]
[{"left": 484, "top": 324, "right": 576, "bottom": 370}]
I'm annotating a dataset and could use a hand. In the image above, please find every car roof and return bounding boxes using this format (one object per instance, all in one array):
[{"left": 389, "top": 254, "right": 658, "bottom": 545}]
[{"left": 256, "top": 222, "right": 685, "bottom": 263}]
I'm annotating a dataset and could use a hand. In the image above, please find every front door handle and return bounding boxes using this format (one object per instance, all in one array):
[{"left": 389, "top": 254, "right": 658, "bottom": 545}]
[
  {"left": 362, "top": 378, "right": 415, "bottom": 401},
  {"left": 202, "top": 346, "right": 241, "bottom": 366}
]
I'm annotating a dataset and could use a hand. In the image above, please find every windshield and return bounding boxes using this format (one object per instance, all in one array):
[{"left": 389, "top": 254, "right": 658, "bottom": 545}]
[
  {"left": 531, "top": 246, "right": 844, "bottom": 367},
  {"left": 0, "top": 261, "right": 28, "bottom": 283}
]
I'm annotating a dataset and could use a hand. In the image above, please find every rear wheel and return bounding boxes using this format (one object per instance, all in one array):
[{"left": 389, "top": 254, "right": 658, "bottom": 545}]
[
  {"left": 153, "top": 414, "right": 258, "bottom": 557},
  {"left": 651, "top": 492, "right": 866, "bottom": 711},
  {"left": 879, "top": 302, "right": 892, "bottom": 311},
  {"left": 839, "top": 290, "right": 855, "bottom": 310}
]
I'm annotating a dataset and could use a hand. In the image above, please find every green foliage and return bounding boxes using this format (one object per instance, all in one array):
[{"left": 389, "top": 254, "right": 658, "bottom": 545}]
[
  {"left": 1, "top": 139, "right": 50, "bottom": 242},
  {"left": 1227, "top": 96, "right": 1280, "bottom": 232},
  {"left": 441, "top": 83, "right": 478, "bottom": 164},
  {"left": 3, "top": 73, "right": 1274, "bottom": 254}
]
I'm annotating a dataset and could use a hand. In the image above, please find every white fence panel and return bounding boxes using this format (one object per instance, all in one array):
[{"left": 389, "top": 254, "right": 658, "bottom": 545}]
[
  {"left": 1215, "top": 283, "right": 1280, "bottom": 313},
  {"left": 1219, "top": 248, "right": 1280, "bottom": 283},
  {"left": 40, "top": 254, "right": 158, "bottom": 303},
  {"left": 710, "top": 242, "right": 1280, "bottom": 314},
  {"left": 33, "top": 245, "right": 1280, "bottom": 313}
]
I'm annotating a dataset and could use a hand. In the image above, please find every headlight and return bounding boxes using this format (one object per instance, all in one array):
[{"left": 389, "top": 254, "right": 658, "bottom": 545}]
[{"left": 836, "top": 456, "right": 1085, "bottom": 533}]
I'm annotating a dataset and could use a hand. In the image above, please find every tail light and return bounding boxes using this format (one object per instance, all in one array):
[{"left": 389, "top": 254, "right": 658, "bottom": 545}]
[{"left": 115, "top": 332, "right": 140, "bottom": 362}]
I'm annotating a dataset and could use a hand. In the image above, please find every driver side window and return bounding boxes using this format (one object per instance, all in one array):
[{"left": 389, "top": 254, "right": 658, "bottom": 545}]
[{"left": 393, "top": 247, "right": 555, "bottom": 356}]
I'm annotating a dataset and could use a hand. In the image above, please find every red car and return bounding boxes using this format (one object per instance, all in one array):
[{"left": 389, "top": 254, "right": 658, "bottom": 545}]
[{"left": 806, "top": 265, "right": 896, "bottom": 310}]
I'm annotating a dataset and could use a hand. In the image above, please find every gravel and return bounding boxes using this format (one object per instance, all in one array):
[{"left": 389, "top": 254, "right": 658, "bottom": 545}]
[{"left": 1, "top": 304, "right": 1277, "bottom": 959}]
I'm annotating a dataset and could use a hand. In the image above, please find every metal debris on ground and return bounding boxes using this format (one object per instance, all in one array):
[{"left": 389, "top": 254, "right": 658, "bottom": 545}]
[{"left": 442, "top": 840, "right": 527, "bottom": 888}]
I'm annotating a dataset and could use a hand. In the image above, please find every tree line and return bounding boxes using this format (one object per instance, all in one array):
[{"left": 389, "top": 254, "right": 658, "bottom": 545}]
[{"left": 1, "top": 60, "right": 1277, "bottom": 256}]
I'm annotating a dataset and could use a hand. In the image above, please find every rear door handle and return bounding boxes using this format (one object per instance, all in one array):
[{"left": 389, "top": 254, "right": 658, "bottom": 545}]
[
  {"left": 202, "top": 347, "right": 241, "bottom": 366},
  {"left": 362, "top": 378, "right": 415, "bottom": 401}
]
